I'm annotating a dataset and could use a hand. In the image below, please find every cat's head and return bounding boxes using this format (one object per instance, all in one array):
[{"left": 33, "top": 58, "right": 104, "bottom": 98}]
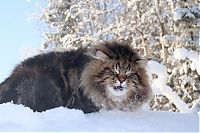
[{"left": 81, "top": 41, "right": 151, "bottom": 110}]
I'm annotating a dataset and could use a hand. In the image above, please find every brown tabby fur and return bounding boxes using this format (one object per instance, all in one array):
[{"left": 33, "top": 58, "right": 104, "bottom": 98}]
[{"left": 0, "top": 41, "right": 151, "bottom": 113}]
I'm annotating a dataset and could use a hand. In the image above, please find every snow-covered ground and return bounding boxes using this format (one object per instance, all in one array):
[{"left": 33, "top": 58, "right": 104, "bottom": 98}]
[{"left": 0, "top": 103, "right": 199, "bottom": 132}]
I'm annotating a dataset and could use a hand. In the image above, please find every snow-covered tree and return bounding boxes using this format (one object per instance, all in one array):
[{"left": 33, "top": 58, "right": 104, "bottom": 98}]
[
  {"left": 165, "top": 0, "right": 200, "bottom": 112},
  {"left": 41, "top": 0, "right": 124, "bottom": 50},
  {"left": 39, "top": 0, "right": 200, "bottom": 113}
]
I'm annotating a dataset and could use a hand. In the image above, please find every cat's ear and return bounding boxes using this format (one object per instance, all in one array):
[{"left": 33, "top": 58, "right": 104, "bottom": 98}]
[
  {"left": 94, "top": 43, "right": 116, "bottom": 60},
  {"left": 135, "top": 58, "right": 148, "bottom": 67},
  {"left": 87, "top": 43, "right": 114, "bottom": 61},
  {"left": 86, "top": 48, "right": 110, "bottom": 61},
  {"left": 95, "top": 50, "right": 110, "bottom": 60},
  {"left": 87, "top": 50, "right": 110, "bottom": 61}
]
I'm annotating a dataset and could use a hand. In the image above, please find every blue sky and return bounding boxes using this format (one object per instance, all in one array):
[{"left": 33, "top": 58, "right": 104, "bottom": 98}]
[{"left": 0, "top": 0, "right": 42, "bottom": 82}]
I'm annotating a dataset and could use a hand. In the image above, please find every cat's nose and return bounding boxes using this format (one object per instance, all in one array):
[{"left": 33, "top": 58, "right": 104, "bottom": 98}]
[{"left": 117, "top": 75, "right": 127, "bottom": 83}]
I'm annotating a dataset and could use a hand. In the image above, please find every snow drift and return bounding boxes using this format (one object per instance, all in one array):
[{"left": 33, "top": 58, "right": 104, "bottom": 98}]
[{"left": 0, "top": 103, "right": 199, "bottom": 132}]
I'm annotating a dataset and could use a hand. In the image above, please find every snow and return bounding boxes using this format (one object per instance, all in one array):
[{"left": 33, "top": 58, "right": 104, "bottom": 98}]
[
  {"left": 173, "top": 7, "right": 195, "bottom": 21},
  {"left": 174, "top": 48, "right": 200, "bottom": 75},
  {"left": 147, "top": 61, "right": 168, "bottom": 94},
  {"left": 0, "top": 103, "right": 199, "bottom": 132},
  {"left": 191, "top": 5, "right": 200, "bottom": 17},
  {"left": 161, "top": 35, "right": 176, "bottom": 46},
  {"left": 147, "top": 60, "right": 194, "bottom": 112}
]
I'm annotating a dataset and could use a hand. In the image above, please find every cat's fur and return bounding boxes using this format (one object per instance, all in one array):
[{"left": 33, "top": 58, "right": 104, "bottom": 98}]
[{"left": 0, "top": 41, "right": 151, "bottom": 113}]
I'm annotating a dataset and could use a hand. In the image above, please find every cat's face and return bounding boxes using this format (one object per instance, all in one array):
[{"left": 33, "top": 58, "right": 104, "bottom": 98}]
[
  {"left": 81, "top": 42, "right": 150, "bottom": 109},
  {"left": 94, "top": 59, "right": 144, "bottom": 102}
]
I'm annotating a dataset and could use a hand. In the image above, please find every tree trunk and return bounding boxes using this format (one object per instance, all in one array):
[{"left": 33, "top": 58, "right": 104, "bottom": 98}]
[{"left": 169, "top": 0, "right": 174, "bottom": 13}]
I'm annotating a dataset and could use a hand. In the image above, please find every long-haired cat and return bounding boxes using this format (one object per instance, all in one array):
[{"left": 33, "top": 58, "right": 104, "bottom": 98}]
[{"left": 0, "top": 41, "right": 151, "bottom": 113}]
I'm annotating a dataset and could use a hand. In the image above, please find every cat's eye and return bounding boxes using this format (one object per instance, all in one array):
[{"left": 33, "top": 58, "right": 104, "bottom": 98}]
[
  {"left": 115, "top": 63, "right": 119, "bottom": 68},
  {"left": 126, "top": 64, "right": 131, "bottom": 71},
  {"left": 104, "top": 67, "right": 115, "bottom": 75},
  {"left": 124, "top": 64, "right": 132, "bottom": 75},
  {"left": 114, "top": 63, "right": 120, "bottom": 74},
  {"left": 104, "top": 67, "right": 111, "bottom": 72},
  {"left": 125, "top": 69, "right": 132, "bottom": 75},
  {"left": 128, "top": 72, "right": 139, "bottom": 79}
]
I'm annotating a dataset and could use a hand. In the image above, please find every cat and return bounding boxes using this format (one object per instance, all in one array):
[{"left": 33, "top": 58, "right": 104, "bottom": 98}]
[{"left": 0, "top": 41, "right": 151, "bottom": 113}]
